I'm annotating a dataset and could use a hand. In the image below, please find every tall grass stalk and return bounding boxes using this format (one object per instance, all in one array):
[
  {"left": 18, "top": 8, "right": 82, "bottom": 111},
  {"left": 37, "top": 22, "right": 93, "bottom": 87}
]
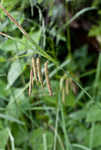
[
  {"left": 60, "top": 93, "right": 72, "bottom": 150},
  {"left": 8, "top": 128, "right": 15, "bottom": 150},
  {"left": 53, "top": 94, "right": 60, "bottom": 150}
]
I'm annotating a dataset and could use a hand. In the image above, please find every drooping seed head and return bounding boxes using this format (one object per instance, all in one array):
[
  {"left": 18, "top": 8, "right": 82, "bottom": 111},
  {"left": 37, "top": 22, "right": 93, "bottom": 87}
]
[
  {"left": 44, "top": 61, "right": 53, "bottom": 96},
  {"left": 32, "top": 57, "right": 38, "bottom": 82},
  {"left": 36, "top": 57, "right": 43, "bottom": 87}
]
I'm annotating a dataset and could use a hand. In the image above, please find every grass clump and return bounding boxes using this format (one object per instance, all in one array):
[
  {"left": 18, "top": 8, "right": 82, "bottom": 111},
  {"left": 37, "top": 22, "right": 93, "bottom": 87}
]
[{"left": 0, "top": 0, "right": 101, "bottom": 150}]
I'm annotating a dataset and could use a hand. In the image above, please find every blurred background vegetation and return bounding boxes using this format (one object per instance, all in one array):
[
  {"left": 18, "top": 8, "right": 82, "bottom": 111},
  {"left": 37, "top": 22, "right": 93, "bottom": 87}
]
[{"left": 0, "top": 0, "right": 101, "bottom": 150}]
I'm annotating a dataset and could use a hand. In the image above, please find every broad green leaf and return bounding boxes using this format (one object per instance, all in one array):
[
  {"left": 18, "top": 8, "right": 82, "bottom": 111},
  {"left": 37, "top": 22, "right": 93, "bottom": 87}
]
[
  {"left": 30, "top": 128, "right": 54, "bottom": 150},
  {"left": 85, "top": 124, "right": 101, "bottom": 148},
  {"left": 7, "top": 60, "right": 24, "bottom": 89},
  {"left": 0, "top": 128, "right": 9, "bottom": 149},
  {"left": 0, "top": 39, "right": 16, "bottom": 52},
  {"left": 86, "top": 104, "right": 101, "bottom": 122},
  {"left": 6, "top": 97, "right": 21, "bottom": 118},
  {"left": 6, "top": 89, "right": 30, "bottom": 118}
]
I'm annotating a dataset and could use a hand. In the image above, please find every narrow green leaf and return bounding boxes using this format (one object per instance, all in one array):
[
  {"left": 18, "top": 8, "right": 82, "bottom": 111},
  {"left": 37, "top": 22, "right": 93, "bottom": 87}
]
[{"left": 0, "top": 113, "right": 24, "bottom": 125}]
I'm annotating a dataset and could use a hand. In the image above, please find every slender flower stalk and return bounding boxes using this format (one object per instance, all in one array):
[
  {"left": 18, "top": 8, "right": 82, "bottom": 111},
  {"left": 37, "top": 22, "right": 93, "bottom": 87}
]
[
  {"left": 36, "top": 57, "right": 43, "bottom": 87},
  {"left": 44, "top": 61, "right": 53, "bottom": 96}
]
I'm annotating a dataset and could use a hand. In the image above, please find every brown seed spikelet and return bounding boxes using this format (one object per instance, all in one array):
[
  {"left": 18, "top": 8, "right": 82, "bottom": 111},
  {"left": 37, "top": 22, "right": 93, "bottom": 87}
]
[
  {"left": 32, "top": 57, "right": 38, "bottom": 82},
  {"left": 65, "top": 79, "right": 69, "bottom": 95},
  {"left": 71, "top": 81, "right": 77, "bottom": 95},
  {"left": 44, "top": 61, "right": 53, "bottom": 96},
  {"left": 29, "top": 68, "right": 33, "bottom": 96},
  {"left": 62, "top": 87, "right": 65, "bottom": 104},
  {"left": 36, "top": 57, "right": 43, "bottom": 87},
  {"left": 31, "top": 68, "right": 33, "bottom": 87}
]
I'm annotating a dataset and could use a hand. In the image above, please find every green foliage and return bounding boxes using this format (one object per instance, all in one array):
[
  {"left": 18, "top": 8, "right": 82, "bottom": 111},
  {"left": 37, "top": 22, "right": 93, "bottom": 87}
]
[
  {"left": 0, "top": 0, "right": 101, "bottom": 150},
  {"left": 7, "top": 60, "right": 24, "bottom": 88},
  {"left": 0, "top": 128, "right": 9, "bottom": 149},
  {"left": 86, "top": 104, "right": 101, "bottom": 122},
  {"left": 30, "top": 128, "right": 54, "bottom": 150},
  {"left": 85, "top": 124, "right": 101, "bottom": 148}
]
